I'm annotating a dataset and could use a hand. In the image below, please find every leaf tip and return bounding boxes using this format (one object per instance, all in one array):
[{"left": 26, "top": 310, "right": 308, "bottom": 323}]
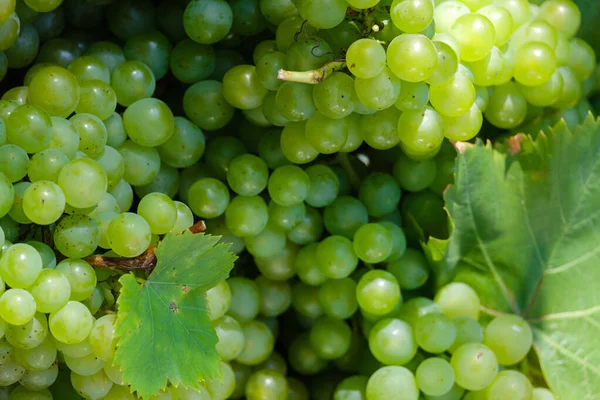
[
  {"left": 453, "top": 141, "right": 473, "bottom": 154},
  {"left": 507, "top": 133, "right": 526, "bottom": 155}
]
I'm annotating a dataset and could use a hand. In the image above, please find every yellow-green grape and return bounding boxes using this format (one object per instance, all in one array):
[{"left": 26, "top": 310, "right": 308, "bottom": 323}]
[
  {"left": 494, "top": 0, "right": 530, "bottom": 27},
  {"left": 484, "top": 81, "right": 527, "bottom": 129},
  {"left": 387, "top": 34, "right": 438, "bottom": 82},
  {"left": 430, "top": 72, "right": 476, "bottom": 117},
  {"left": 442, "top": 103, "right": 483, "bottom": 141},
  {"left": 28, "top": 65, "right": 80, "bottom": 118},
  {"left": 513, "top": 42, "right": 557, "bottom": 86},
  {"left": 390, "top": 0, "right": 434, "bottom": 33},
  {"left": 477, "top": 5, "right": 513, "bottom": 47},
  {"left": 346, "top": 39, "right": 386, "bottom": 79},
  {"left": 538, "top": 0, "right": 581, "bottom": 38},
  {"left": 451, "top": 13, "right": 496, "bottom": 62}
]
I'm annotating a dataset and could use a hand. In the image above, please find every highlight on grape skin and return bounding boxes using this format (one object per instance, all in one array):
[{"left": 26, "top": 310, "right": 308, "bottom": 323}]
[{"left": 0, "top": 0, "right": 597, "bottom": 398}]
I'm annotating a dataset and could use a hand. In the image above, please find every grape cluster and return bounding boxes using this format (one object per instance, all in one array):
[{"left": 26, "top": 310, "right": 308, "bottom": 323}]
[{"left": 0, "top": 0, "right": 597, "bottom": 399}]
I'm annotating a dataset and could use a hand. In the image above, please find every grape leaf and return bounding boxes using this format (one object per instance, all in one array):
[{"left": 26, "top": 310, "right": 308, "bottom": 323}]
[
  {"left": 436, "top": 115, "right": 600, "bottom": 398},
  {"left": 113, "top": 232, "right": 237, "bottom": 399}
]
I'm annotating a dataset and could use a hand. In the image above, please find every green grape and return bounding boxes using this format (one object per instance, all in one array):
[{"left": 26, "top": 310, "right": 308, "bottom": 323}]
[
  {"left": 118, "top": 140, "right": 161, "bottom": 186},
  {"left": 254, "top": 241, "right": 297, "bottom": 280},
  {"left": 9, "top": 181, "right": 31, "bottom": 224},
  {"left": 183, "top": 0, "right": 232, "bottom": 44},
  {"left": 395, "top": 81, "right": 430, "bottom": 112},
  {"left": 5, "top": 311, "right": 46, "bottom": 349},
  {"left": 107, "top": 212, "right": 151, "bottom": 257},
  {"left": 532, "top": 388, "right": 556, "bottom": 400},
  {"left": 434, "top": 2, "right": 469, "bottom": 33},
  {"left": 386, "top": 248, "right": 429, "bottom": 290},
  {"left": 169, "top": 385, "right": 210, "bottom": 400},
  {"left": 275, "top": 16, "right": 316, "bottom": 52},
  {"left": 397, "top": 105, "right": 444, "bottom": 159},
  {"left": 256, "top": 275, "right": 292, "bottom": 317},
  {"left": 49, "top": 300, "right": 93, "bottom": 344},
  {"left": 366, "top": 366, "right": 418, "bottom": 400},
  {"left": 227, "top": 277, "right": 260, "bottom": 322},
  {"left": 108, "top": 179, "right": 133, "bottom": 212},
  {"left": 415, "top": 357, "right": 455, "bottom": 397},
  {"left": 486, "top": 370, "right": 533, "bottom": 400},
  {"left": 356, "top": 270, "right": 400, "bottom": 315},
  {"left": 22, "top": 180, "right": 65, "bottom": 225},
  {"left": 0, "top": 173, "right": 13, "bottom": 218},
  {"left": 426, "top": 383, "right": 464, "bottom": 400},
  {"left": 353, "top": 223, "right": 394, "bottom": 264},
  {"left": 83, "top": 41, "right": 125, "bottom": 74},
  {"left": 367, "top": 318, "right": 416, "bottom": 366},
  {"left": 244, "top": 226, "right": 286, "bottom": 258},
  {"left": 74, "top": 80, "right": 116, "bottom": 121},
  {"left": 0, "top": 244, "right": 42, "bottom": 288},
  {"left": 35, "top": 37, "right": 81, "bottom": 69},
  {"left": 477, "top": 5, "right": 513, "bottom": 46},
  {"left": 286, "top": 205, "right": 322, "bottom": 245},
  {"left": 443, "top": 102, "right": 483, "bottom": 141},
  {"left": 280, "top": 121, "right": 319, "bottom": 164},
  {"left": 27, "top": 149, "right": 69, "bottom": 183},
  {"left": 123, "top": 97, "right": 174, "bottom": 147},
  {"left": 380, "top": 222, "right": 407, "bottom": 262},
  {"left": 225, "top": 195, "right": 268, "bottom": 237},
  {"left": 67, "top": 56, "right": 111, "bottom": 84},
  {"left": 28, "top": 65, "right": 80, "bottom": 118},
  {"left": 57, "top": 158, "right": 107, "bottom": 208},
  {"left": 268, "top": 201, "right": 306, "bottom": 232},
  {"left": 214, "top": 315, "right": 245, "bottom": 361},
  {"left": 205, "top": 280, "right": 231, "bottom": 321},
  {"left": 154, "top": 0, "right": 185, "bottom": 42},
  {"left": 256, "top": 352, "right": 287, "bottom": 376},
  {"left": 137, "top": 192, "right": 177, "bottom": 234},
  {"left": 53, "top": 214, "right": 100, "bottom": 258},
  {"left": 206, "top": 361, "right": 236, "bottom": 399},
  {"left": 13, "top": 334, "right": 56, "bottom": 371},
  {"left": 6, "top": 104, "right": 52, "bottom": 154},
  {"left": 0, "top": 12, "right": 19, "bottom": 52},
  {"left": 469, "top": 46, "right": 503, "bottom": 87},
  {"left": 434, "top": 282, "right": 480, "bottom": 320},
  {"left": 430, "top": 71, "right": 476, "bottom": 117},
  {"left": 0, "top": 359, "right": 24, "bottom": 386},
  {"left": 96, "top": 211, "right": 117, "bottom": 249},
  {"left": 355, "top": 66, "right": 402, "bottom": 111},
  {"left": 305, "top": 112, "right": 348, "bottom": 154},
  {"left": 4, "top": 23, "right": 39, "bottom": 69},
  {"left": 55, "top": 258, "right": 97, "bottom": 301},
  {"left": 259, "top": 0, "right": 296, "bottom": 26},
  {"left": 252, "top": 40, "right": 277, "bottom": 65},
  {"left": 392, "top": 153, "right": 437, "bottom": 192},
  {"left": 285, "top": 36, "right": 333, "bottom": 72},
  {"left": 567, "top": 38, "right": 596, "bottom": 81},
  {"left": 70, "top": 370, "right": 113, "bottom": 399},
  {"left": 450, "top": 13, "right": 495, "bottom": 62},
  {"left": 262, "top": 92, "right": 290, "bottom": 127},
  {"left": 64, "top": 351, "right": 106, "bottom": 376},
  {"left": 255, "top": 129, "right": 287, "bottom": 169},
  {"left": 236, "top": 320, "right": 275, "bottom": 365},
  {"left": 169, "top": 201, "right": 194, "bottom": 234},
  {"left": 0, "top": 99, "right": 17, "bottom": 121},
  {"left": 26, "top": 240, "right": 55, "bottom": 269},
  {"left": 204, "top": 136, "right": 247, "bottom": 180},
  {"left": 333, "top": 375, "right": 367, "bottom": 400},
  {"left": 183, "top": 80, "right": 235, "bottom": 131},
  {"left": 340, "top": 113, "right": 363, "bottom": 152},
  {"left": 47, "top": 117, "right": 79, "bottom": 159},
  {"left": 346, "top": 39, "right": 386, "bottom": 79},
  {"left": 553, "top": 66, "right": 582, "bottom": 109},
  {"left": 415, "top": 313, "right": 457, "bottom": 353},
  {"left": 484, "top": 81, "right": 527, "bottom": 128},
  {"left": 123, "top": 31, "right": 171, "bottom": 80},
  {"left": 387, "top": 34, "right": 437, "bottom": 82},
  {"left": 512, "top": 20, "right": 558, "bottom": 50},
  {"left": 513, "top": 42, "right": 556, "bottom": 86},
  {"left": 170, "top": 39, "right": 215, "bottom": 84},
  {"left": 0, "top": 0, "right": 15, "bottom": 24},
  {"left": 20, "top": 363, "right": 59, "bottom": 390},
  {"left": 295, "top": 0, "right": 345, "bottom": 29},
  {"left": 292, "top": 282, "right": 323, "bottom": 319},
  {"left": 1, "top": 87, "right": 28, "bottom": 106},
  {"left": 276, "top": 82, "right": 317, "bottom": 122},
  {"left": 309, "top": 316, "right": 351, "bottom": 359},
  {"left": 450, "top": 343, "right": 498, "bottom": 391},
  {"left": 538, "top": 0, "right": 581, "bottom": 38},
  {"left": 323, "top": 196, "right": 368, "bottom": 238},
  {"left": 294, "top": 243, "right": 327, "bottom": 286},
  {"left": 88, "top": 314, "right": 116, "bottom": 362},
  {"left": 519, "top": 69, "right": 564, "bottom": 107},
  {"left": 304, "top": 164, "right": 339, "bottom": 208},
  {"left": 268, "top": 165, "right": 310, "bottom": 207},
  {"left": 105, "top": 0, "right": 155, "bottom": 40},
  {"left": 94, "top": 146, "right": 125, "bottom": 191},
  {"left": 450, "top": 316, "right": 483, "bottom": 353},
  {"left": 226, "top": 154, "right": 269, "bottom": 197},
  {"left": 483, "top": 314, "right": 532, "bottom": 365},
  {"left": 319, "top": 278, "right": 358, "bottom": 319},
  {"left": 390, "top": 0, "right": 433, "bottom": 33},
  {"left": 288, "top": 334, "right": 328, "bottom": 375},
  {"left": 315, "top": 235, "right": 357, "bottom": 279},
  {"left": 358, "top": 173, "right": 401, "bottom": 218},
  {"left": 360, "top": 107, "right": 402, "bottom": 150},
  {"left": 156, "top": 118, "right": 205, "bottom": 169},
  {"left": 312, "top": 72, "right": 355, "bottom": 119},
  {"left": 222, "top": 64, "right": 268, "bottom": 110},
  {"left": 69, "top": 113, "right": 107, "bottom": 157},
  {"left": 110, "top": 60, "right": 155, "bottom": 107}
]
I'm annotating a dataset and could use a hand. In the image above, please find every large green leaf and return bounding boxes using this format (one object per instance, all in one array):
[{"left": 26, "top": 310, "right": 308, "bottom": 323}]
[
  {"left": 438, "top": 115, "right": 600, "bottom": 399},
  {"left": 114, "top": 232, "right": 236, "bottom": 399}
]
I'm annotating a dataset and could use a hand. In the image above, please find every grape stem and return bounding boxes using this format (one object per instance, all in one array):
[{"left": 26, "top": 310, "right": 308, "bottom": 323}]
[
  {"left": 78, "top": 221, "right": 207, "bottom": 273},
  {"left": 277, "top": 60, "right": 346, "bottom": 84}
]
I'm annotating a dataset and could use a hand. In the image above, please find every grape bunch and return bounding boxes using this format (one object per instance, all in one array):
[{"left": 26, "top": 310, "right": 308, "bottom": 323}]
[{"left": 0, "top": 0, "right": 597, "bottom": 399}]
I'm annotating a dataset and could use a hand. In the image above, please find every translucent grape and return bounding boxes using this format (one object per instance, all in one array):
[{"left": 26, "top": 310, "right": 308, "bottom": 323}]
[
  {"left": 244, "top": 226, "right": 286, "bottom": 259},
  {"left": 110, "top": 60, "right": 156, "bottom": 107},
  {"left": 318, "top": 278, "right": 357, "bottom": 319},
  {"left": 70, "top": 370, "right": 113, "bottom": 399},
  {"left": 58, "top": 158, "right": 107, "bottom": 208},
  {"left": 0, "top": 289, "right": 36, "bottom": 326},
  {"left": 6, "top": 104, "right": 52, "bottom": 154},
  {"left": 483, "top": 314, "right": 532, "bottom": 366},
  {"left": 206, "top": 280, "right": 231, "bottom": 321},
  {"left": 366, "top": 366, "right": 419, "bottom": 400},
  {"left": 28, "top": 65, "right": 80, "bottom": 118},
  {"left": 450, "top": 343, "right": 498, "bottom": 391},
  {"left": 183, "top": 0, "right": 233, "bottom": 45},
  {"left": 346, "top": 39, "right": 386, "bottom": 79},
  {"left": 484, "top": 81, "right": 528, "bottom": 129},
  {"left": 236, "top": 320, "right": 274, "bottom": 365},
  {"left": 223, "top": 64, "right": 268, "bottom": 110},
  {"left": 477, "top": 5, "right": 513, "bottom": 47},
  {"left": 356, "top": 270, "right": 400, "bottom": 315},
  {"left": 183, "top": 80, "right": 235, "bottom": 131},
  {"left": 355, "top": 66, "right": 401, "bottom": 111},
  {"left": 397, "top": 106, "right": 444, "bottom": 160},
  {"left": 107, "top": 212, "right": 152, "bottom": 257},
  {"left": 312, "top": 72, "right": 356, "bottom": 119},
  {"left": 225, "top": 195, "right": 269, "bottom": 237},
  {"left": 309, "top": 316, "right": 351, "bottom": 359},
  {"left": 416, "top": 357, "right": 455, "bottom": 396},
  {"left": 295, "top": 0, "right": 346, "bottom": 29},
  {"left": 538, "top": 0, "right": 581, "bottom": 38},
  {"left": 137, "top": 192, "right": 177, "bottom": 235},
  {"left": 360, "top": 107, "right": 402, "bottom": 150},
  {"left": 387, "top": 34, "right": 438, "bottom": 82},
  {"left": 415, "top": 313, "right": 457, "bottom": 353},
  {"left": 22, "top": 180, "right": 65, "bottom": 225},
  {"left": 513, "top": 42, "right": 556, "bottom": 86},
  {"left": 118, "top": 140, "right": 161, "bottom": 186},
  {"left": 368, "top": 318, "right": 416, "bottom": 365},
  {"left": 276, "top": 82, "right": 316, "bottom": 122},
  {"left": 280, "top": 121, "right": 319, "bottom": 164},
  {"left": 390, "top": 0, "right": 434, "bottom": 33},
  {"left": 227, "top": 154, "right": 269, "bottom": 197},
  {"left": 486, "top": 370, "right": 533, "bottom": 400},
  {"left": 324, "top": 196, "right": 368, "bottom": 238}
]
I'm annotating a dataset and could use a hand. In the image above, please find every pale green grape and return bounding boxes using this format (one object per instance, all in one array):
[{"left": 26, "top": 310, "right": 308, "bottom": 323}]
[
  {"left": 269, "top": 201, "right": 305, "bottom": 233},
  {"left": 319, "top": 278, "right": 358, "bottom": 319},
  {"left": 533, "top": 388, "right": 556, "bottom": 400},
  {"left": 137, "top": 192, "right": 177, "bottom": 235},
  {"left": 227, "top": 154, "right": 269, "bottom": 197},
  {"left": 58, "top": 158, "right": 107, "bottom": 208},
  {"left": 94, "top": 146, "right": 125, "bottom": 191},
  {"left": 107, "top": 212, "right": 152, "bottom": 257},
  {"left": 55, "top": 258, "right": 96, "bottom": 302},
  {"left": 158, "top": 117, "right": 205, "bottom": 169},
  {"left": 246, "top": 369, "right": 288, "bottom": 400},
  {"left": 470, "top": 46, "right": 504, "bottom": 87},
  {"left": 356, "top": 270, "right": 400, "bottom": 315},
  {"left": 368, "top": 318, "right": 416, "bottom": 366},
  {"left": 27, "top": 149, "right": 69, "bottom": 183},
  {"left": 244, "top": 226, "right": 286, "bottom": 259},
  {"left": 28, "top": 65, "right": 80, "bottom": 118},
  {"left": 49, "top": 116, "right": 79, "bottom": 159},
  {"left": 19, "top": 363, "right": 59, "bottom": 390},
  {"left": 483, "top": 314, "right": 532, "bottom": 365},
  {"left": 512, "top": 20, "right": 558, "bottom": 50},
  {"left": 434, "top": 282, "right": 481, "bottom": 320},
  {"left": 519, "top": 69, "right": 564, "bottom": 107},
  {"left": 294, "top": 243, "right": 326, "bottom": 286},
  {"left": 262, "top": 92, "right": 290, "bottom": 127},
  {"left": 450, "top": 343, "right": 498, "bottom": 391},
  {"left": 70, "top": 370, "right": 113, "bottom": 399},
  {"left": 183, "top": 0, "right": 232, "bottom": 45},
  {"left": 477, "top": 5, "right": 514, "bottom": 47},
  {"left": 13, "top": 335, "right": 57, "bottom": 371},
  {"left": 50, "top": 301, "right": 93, "bottom": 344},
  {"left": 305, "top": 112, "right": 349, "bottom": 154},
  {"left": 67, "top": 55, "right": 111, "bottom": 84},
  {"left": 493, "top": 0, "right": 529, "bottom": 27},
  {"left": 118, "top": 140, "right": 161, "bottom": 186},
  {"left": 390, "top": 0, "right": 433, "bottom": 33},
  {"left": 416, "top": 357, "right": 455, "bottom": 397},
  {"left": 451, "top": 13, "right": 495, "bottom": 62},
  {"left": 22, "top": 180, "right": 65, "bottom": 225},
  {"left": 449, "top": 316, "right": 483, "bottom": 352},
  {"left": 64, "top": 351, "right": 105, "bottom": 376},
  {"left": 228, "top": 277, "right": 260, "bottom": 322},
  {"left": 236, "top": 320, "right": 274, "bottom": 365},
  {"left": 222, "top": 64, "right": 268, "bottom": 110},
  {"left": 295, "top": 0, "right": 345, "bottom": 29},
  {"left": 392, "top": 154, "right": 437, "bottom": 193},
  {"left": 415, "top": 313, "right": 457, "bottom": 353},
  {"left": 255, "top": 241, "right": 297, "bottom": 280},
  {"left": 360, "top": 107, "right": 401, "bottom": 150},
  {"left": 333, "top": 375, "right": 367, "bottom": 400},
  {"left": 0, "top": 243, "right": 42, "bottom": 288},
  {"left": 567, "top": 38, "right": 596, "bottom": 81},
  {"left": 5, "top": 312, "right": 46, "bottom": 349},
  {"left": 0, "top": 145, "right": 27, "bottom": 183},
  {"left": 225, "top": 195, "right": 269, "bottom": 237},
  {"left": 184, "top": 80, "right": 235, "bottom": 131},
  {"left": 513, "top": 42, "right": 556, "bottom": 86},
  {"left": 398, "top": 106, "right": 444, "bottom": 160},
  {"left": 268, "top": 165, "right": 310, "bottom": 207},
  {"left": 0, "top": 289, "right": 36, "bottom": 326},
  {"left": 346, "top": 39, "right": 386, "bottom": 79},
  {"left": 304, "top": 164, "right": 339, "bottom": 208},
  {"left": 395, "top": 81, "right": 430, "bottom": 111},
  {"left": 6, "top": 104, "right": 52, "bottom": 154},
  {"left": 430, "top": 72, "right": 476, "bottom": 116},
  {"left": 55, "top": 339, "right": 93, "bottom": 358},
  {"left": 285, "top": 36, "right": 334, "bottom": 72},
  {"left": 366, "top": 366, "right": 419, "bottom": 400},
  {"left": 0, "top": 173, "right": 13, "bottom": 218},
  {"left": 0, "top": 360, "right": 24, "bottom": 386},
  {"left": 538, "top": 0, "right": 581, "bottom": 38},
  {"left": 486, "top": 370, "right": 533, "bottom": 400},
  {"left": 387, "top": 34, "right": 437, "bottom": 82},
  {"left": 170, "top": 201, "right": 194, "bottom": 234},
  {"left": 276, "top": 82, "right": 316, "bottom": 122},
  {"left": 88, "top": 314, "right": 116, "bottom": 362},
  {"left": 53, "top": 214, "right": 100, "bottom": 258},
  {"left": 9, "top": 181, "right": 31, "bottom": 224},
  {"left": 110, "top": 60, "right": 155, "bottom": 107},
  {"left": 484, "top": 81, "right": 528, "bottom": 129},
  {"left": 29, "top": 269, "right": 71, "bottom": 313},
  {"left": 442, "top": 103, "right": 483, "bottom": 141},
  {"left": 280, "top": 121, "right": 319, "bottom": 164},
  {"left": 214, "top": 315, "right": 245, "bottom": 361},
  {"left": 205, "top": 361, "right": 235, "bottom": 399},
  {"left": 74, "top": 80, "right": 117, "bottom": 121},
  {"left": 315, "top": 235, "right": 357, "bottom": 279},
  {"left": 123, "top": 98, "right": 175, "bottom": 147},
  {"left": 70, "top": 113, "right": 108, "bottom": 157},
  {"left": 312, "top": 72, "right": 356, "bottom": 119},
  {"left": 205, "top": 280, "right": 231, "bottom": 321},
  {"left": 435, "top": 3, "right": 471, "bottom": 34}
]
